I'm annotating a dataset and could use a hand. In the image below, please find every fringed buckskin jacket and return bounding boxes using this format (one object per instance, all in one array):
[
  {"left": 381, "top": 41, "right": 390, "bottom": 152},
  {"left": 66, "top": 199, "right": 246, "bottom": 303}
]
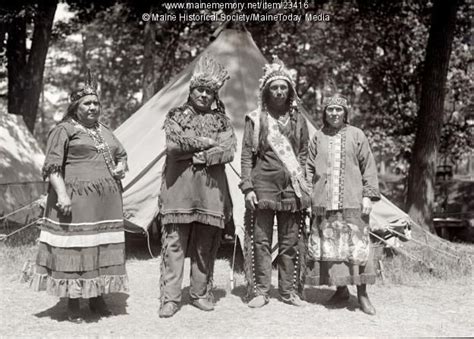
[
  {"left": 305, "top": 124, "right": 380, "bottom": 216},
  {"left": 159, "top": 104, "right": 236, "bottom": 229},
  {"left": 239, "top": 109, "right": 310, "bottom": 211}
]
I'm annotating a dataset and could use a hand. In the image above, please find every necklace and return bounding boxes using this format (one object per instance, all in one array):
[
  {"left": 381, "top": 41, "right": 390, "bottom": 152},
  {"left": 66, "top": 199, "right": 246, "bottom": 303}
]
[
  {"left": 71, "top": 119, "right": 117, "bottom": 178},
  {"left": 277, "top": 114, "right": 290, "bottom": 126}
]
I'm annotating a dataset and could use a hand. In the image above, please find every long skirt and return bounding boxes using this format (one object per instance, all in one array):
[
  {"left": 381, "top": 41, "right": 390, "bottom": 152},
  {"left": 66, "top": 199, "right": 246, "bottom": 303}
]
[
  {"left": 305, "top": 210, "right": 379, "bottom": 286},
  {"left": 29, "top": 178, "right": 129, "bottom": 298}
]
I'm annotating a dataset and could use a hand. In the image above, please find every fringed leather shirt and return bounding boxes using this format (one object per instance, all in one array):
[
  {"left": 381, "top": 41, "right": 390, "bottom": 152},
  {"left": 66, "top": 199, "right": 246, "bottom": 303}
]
[{"left": 159, "top": 104, "right": 236, "bottom": 229}]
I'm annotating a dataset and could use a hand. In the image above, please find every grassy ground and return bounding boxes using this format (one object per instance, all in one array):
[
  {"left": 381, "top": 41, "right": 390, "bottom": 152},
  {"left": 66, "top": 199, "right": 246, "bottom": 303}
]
[{"left": 0, "top": 231, "right": 473, "bottom": 337}]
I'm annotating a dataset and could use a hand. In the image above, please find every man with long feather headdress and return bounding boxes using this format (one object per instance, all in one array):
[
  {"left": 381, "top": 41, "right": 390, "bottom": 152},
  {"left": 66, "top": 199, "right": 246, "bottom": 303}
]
[
  {"left": 158, "top": 54, "right": 236, "bottom": 318},
  {"left": 239, "top": 56, "right": 310, "bottom": 308}
]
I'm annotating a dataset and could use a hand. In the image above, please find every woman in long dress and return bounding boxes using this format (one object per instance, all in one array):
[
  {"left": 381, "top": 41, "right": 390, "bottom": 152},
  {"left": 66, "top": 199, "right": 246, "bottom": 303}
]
[
  {"left": 30, "top": 82, "right": 129, "bottom": 322},
  {"left": 305, "top": 95, "right": 380, "bottom": 315}
]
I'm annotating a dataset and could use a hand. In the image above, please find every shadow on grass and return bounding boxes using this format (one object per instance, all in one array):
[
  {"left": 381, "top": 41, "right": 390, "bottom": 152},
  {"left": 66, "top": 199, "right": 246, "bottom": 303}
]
[
  {"left": 180, "top": 286, "right": 228, "bottom": 305},
  {"left": 34, "top": 293, "right": 129, "bottom": 323},
  {"left": 304, "top": 286, "right": 359, "bottom": 312}
]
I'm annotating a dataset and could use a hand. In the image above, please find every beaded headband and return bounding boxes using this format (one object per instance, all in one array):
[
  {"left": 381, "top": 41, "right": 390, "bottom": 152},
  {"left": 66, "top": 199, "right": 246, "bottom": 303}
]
[
  {"left": 190, "top": 54, "right": 230, "bottom": 92},
  {"left": 70, "top": 69, "right": 98, "bottom": 103},
  {"left": 323, "top": 95, "right": 349, "bottom": 110}
]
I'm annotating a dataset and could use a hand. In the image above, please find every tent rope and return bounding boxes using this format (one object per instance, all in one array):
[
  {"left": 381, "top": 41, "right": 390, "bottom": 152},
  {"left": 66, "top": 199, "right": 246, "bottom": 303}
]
[
  {"left": 145, "top": 230, "right": 159, "bottom": 259},
  {"left": 0, "top": 219, "right": 39, "bottom": 241},
  {"left": 388, "top": 228, "right": 462, "bottom": 260},
  {"left": 228, "top": 163, "right": 241, "bottom": 178},
  {"left": 370, "top": 231, "right": 435, "bottom": 271},
  {"left": 0, "top": 198, "right": 42, "bottom": 222}
]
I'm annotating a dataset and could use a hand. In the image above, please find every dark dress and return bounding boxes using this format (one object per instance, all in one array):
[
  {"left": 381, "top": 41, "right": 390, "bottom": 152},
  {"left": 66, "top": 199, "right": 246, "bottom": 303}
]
[{"left": 30, "top": 119, "right": 128, "bottom": 298}]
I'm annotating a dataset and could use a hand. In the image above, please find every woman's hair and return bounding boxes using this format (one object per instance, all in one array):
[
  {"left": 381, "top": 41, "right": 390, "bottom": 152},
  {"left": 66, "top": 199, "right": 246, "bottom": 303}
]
[{"left": 61, "top": 94, "right": 100, "bottom": 123}]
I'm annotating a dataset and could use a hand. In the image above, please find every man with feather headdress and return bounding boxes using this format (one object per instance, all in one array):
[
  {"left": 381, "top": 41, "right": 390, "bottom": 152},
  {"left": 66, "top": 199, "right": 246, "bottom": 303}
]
[{"left": 158, "top": 55, "right": 236, "bottom": 318}]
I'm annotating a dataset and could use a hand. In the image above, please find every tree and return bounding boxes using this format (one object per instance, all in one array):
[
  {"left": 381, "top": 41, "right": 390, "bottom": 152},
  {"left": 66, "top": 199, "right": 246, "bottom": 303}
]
[
  {"left": 406, "top": 0, "right": 459, "bottom": 231},
  {"left": 5, "top": 0, "right": 58, "bottom": 133}
]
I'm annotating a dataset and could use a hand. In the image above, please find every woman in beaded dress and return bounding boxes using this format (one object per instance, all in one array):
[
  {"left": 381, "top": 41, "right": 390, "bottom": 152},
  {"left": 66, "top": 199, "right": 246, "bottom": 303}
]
[
  {"left": 30, "top": 82, "right": 129, "bottom": 322},
  {"left": 305, "top": 95, "right": 380, "bottom": 315}
]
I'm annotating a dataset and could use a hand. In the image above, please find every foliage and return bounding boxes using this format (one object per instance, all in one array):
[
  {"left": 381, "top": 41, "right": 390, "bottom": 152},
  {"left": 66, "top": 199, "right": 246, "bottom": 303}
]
[{"left": 3, "top": 0, "right": 472, "bottom": 196}]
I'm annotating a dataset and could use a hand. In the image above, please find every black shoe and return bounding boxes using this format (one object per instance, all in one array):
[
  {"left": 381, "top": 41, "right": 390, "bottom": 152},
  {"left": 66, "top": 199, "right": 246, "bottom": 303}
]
[
  {"left": 89, "top": 296, "right": 113, "bottom": 317},
  {"left": 67, "top": 298, "right": 83, "bottom": 323},
  {"left": 327, "top": 286, "right": 350, "bottom": 304},
  {"left": 358, "top": 295, "right": 376, "bottom": 315},
  {"left": 191, "top": 298, "right": 214, "bottom": 312},
  {"left": 159, "top": 302, "right": 179, "bottom": 318}
]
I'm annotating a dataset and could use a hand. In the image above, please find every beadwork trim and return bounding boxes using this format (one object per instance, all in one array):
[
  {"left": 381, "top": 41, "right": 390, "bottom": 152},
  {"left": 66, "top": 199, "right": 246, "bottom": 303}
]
[
  {"left": 250, "top": 211, "right": 257, "bottom": 296},
  {"left": 71, "top": 119, "right": 117, "bottom": 179}
]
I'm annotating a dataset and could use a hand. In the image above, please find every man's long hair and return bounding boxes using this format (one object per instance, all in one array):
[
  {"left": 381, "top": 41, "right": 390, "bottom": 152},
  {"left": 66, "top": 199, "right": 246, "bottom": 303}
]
[{"left": 258, "top": 80, "right": 296, "bottom": 151}]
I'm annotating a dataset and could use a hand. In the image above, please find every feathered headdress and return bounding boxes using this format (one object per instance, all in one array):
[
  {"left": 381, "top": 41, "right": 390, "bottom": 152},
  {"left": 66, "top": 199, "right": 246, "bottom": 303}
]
[
  {"left": 259, "top": 55, "right": 296, "bottom": 91},
  {"left": 190, "top": 54, "right": 230, "bottom": 92},
  {"left": 70, "top": 69, "right": 98, "bottom": 103}
]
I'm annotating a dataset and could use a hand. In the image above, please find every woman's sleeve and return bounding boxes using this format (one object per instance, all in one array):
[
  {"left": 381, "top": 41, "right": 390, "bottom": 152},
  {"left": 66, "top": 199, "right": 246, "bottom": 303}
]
[
  {"left": 358, "top": 131, "right": 381, "bottom": 201},
  {"left": 238, "top": 118, "right": 254, "bottom": 194},
  {"left": 42, "top": 125, "right": 69, "bottom": 180},
  {"left": 305, "top": 134, "right": 317, "bottom": 185},
  {"left": 201, "top": 119, "right": 237, "bottom": 166},
  {"left": 111, "top": 132, "right": 128, "bottom": 170}
]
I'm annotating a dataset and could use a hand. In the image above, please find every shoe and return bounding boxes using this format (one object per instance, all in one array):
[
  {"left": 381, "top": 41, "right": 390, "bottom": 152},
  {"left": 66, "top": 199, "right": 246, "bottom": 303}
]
[
  {"left": 67, "top": 298, "right": 83, "bottom": 323},
  {"left": 358, "top": 295, "right": 376, "bottom": 315},
  {"left": 327, "top": 286, "right": 350, "bottom": 304},
  {"left": 159, "top": 302, "right": 179, "bottom": 318},
  {"left": 247, "top": 295, "right": 269, "bottom": 308},
  {"left": 191, "top": 298, "right": 214, "bottom": 312},
  {"left": 89, "top": 296, "right": 113, "bottom": 317},
  {"left": 280, "top": 293, "right": 306, "bottom": 307}
]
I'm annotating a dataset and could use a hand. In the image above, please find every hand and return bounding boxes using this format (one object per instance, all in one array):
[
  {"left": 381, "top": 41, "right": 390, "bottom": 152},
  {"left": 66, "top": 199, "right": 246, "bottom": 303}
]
[
  {"left": 197, "top": 136, "right": 217, "bottom": 149},
  {"left": 113, "top": 162, "right": 126, "bottom": 179},
  {"left": 56, "top": 193, "right": 72, "bottom": 216},
  {"left": 362, "top": 197, "right": 372, "bottom": 215},
  {"left": 192, "top": 151, "right": 206, "bottom": 165},
  {"left": 245, "top": 191, "right": 258, "bottom": 211}
]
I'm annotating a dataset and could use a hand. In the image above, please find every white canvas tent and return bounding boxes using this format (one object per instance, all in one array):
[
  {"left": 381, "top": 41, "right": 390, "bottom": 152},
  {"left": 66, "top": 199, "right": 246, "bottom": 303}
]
[
  {"left": 0, "top": 113, "right": 46, "bottom": 224},
  {"left": 115, "top": 29, "right": 413, "bottom": 241}
]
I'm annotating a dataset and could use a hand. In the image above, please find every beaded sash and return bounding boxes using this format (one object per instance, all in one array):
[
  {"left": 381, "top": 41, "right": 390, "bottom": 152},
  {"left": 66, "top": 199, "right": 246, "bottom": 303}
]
[{"left": 246, "top": 110, "right": 310, "bottom": 198}]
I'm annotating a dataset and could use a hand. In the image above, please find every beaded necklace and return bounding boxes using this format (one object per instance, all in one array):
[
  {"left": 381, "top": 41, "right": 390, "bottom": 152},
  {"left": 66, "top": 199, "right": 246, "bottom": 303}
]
[{"left": 71, "top": 119, "right": 117, "bottom": 178}]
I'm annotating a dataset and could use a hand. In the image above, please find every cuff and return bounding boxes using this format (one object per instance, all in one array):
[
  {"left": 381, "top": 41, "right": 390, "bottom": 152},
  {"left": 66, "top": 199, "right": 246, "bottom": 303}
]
[
  {"left": 363, "top": 186, "right": 381, "bottom": 201},
  {"left": 239, "top": 179, "right": 253, "bottom": 194},
  {"left": 42, "top": 163, "right": 63, "bottom": 180}
]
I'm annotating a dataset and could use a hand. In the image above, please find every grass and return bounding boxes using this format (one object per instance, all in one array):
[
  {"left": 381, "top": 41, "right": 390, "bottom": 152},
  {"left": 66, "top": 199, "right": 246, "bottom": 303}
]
[
  {"left": 1, "top": 225, "right": 472, "bottom": 285},
  {"left": 1, "top": 227, "right": 473, "bottom": 337}
]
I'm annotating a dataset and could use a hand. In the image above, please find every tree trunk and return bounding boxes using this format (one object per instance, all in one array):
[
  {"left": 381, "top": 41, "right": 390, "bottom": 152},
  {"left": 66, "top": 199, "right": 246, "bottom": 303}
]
[
  {"left": 142, "top": 5, "right": 156, "bottom": 104},
  {"left": 406, "top": 0, "right": 459, "bottom": 232},
  {"left": 20, "top": 0, "right": 58, "bottom": 133},
  {"left": 6, "top": 13, "right": 27, "bottom": 115}
]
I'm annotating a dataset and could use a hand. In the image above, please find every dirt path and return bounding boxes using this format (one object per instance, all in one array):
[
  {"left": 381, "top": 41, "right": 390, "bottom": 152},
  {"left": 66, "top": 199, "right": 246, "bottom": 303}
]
[{"left": 1, "top": 258, "right": 473, "bottom": 337}]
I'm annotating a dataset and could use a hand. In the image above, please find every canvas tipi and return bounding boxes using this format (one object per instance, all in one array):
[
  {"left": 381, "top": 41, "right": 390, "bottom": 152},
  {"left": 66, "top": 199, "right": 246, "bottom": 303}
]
[{"left": 0, "top": 113, "right": 47, "bottom": 224}]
